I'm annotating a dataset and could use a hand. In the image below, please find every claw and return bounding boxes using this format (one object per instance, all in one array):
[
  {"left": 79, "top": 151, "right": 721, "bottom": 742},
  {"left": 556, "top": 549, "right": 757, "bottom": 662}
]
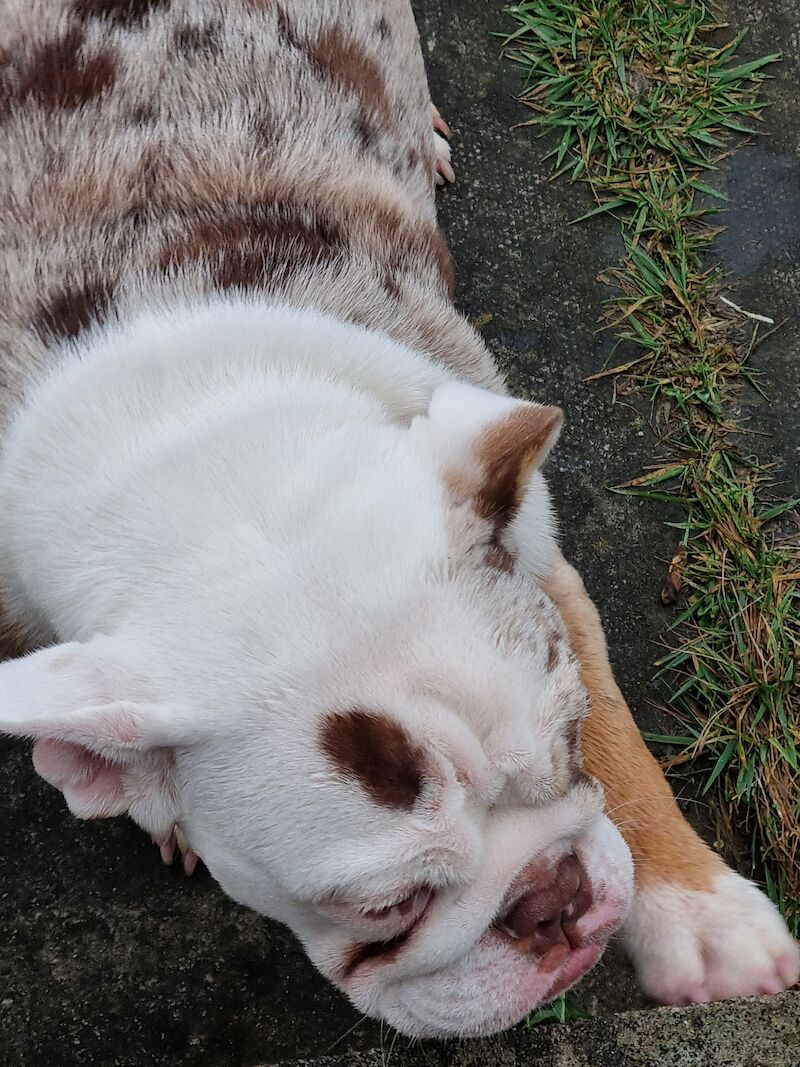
[
  {"left": 431, "top": 104, "right": 452, "bottom": 140},
  {"left": 159, "top": 837, "right": 177, "bottom": 866},
  {"left": 431, "top": 104, "right": 455, "bottom": 187},
  {"left": 435, "top": 158, "right": 456, "bottom": 185},
  {"left": 183, "top": 850, "right": 199, "bottom": 877},
  {"left": 153, "top": 831, "right": 177, "bottom": 866}
]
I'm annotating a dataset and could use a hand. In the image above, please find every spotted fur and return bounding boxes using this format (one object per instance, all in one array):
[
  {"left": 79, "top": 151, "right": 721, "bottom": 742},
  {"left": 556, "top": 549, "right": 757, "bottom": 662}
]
[{"left": 0, "top": 0, "right": 500, "bottom": 433}]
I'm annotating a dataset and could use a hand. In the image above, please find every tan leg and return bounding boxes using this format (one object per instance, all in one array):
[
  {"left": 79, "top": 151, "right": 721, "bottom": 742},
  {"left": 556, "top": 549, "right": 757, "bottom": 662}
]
[
  {"left": 544, "top": 554, "right": 721, "bottom": 892},
  {"left": 544, "top": 552, "right": 799, "bottom": 1004}
]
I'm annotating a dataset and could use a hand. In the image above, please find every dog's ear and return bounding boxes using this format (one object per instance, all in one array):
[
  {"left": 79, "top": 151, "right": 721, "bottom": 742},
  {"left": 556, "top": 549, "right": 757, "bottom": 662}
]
[
  {"left": 0, "top": 637, "right": 201, "bottom": 825},
  {"left": 418, "top": 381, "right": 563, "bottom": 533}
]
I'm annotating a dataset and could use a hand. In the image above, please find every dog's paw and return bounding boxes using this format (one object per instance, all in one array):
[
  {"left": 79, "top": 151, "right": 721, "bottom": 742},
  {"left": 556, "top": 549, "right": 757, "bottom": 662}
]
[
  {"left": 153, "top": 825, "right": 200, "bottom": 877},
  {"left": 431, "top": 104, "right": 455, "bottom": 186},
  {"left": 624, "top": 871, "right": 799, "bottom": 1004}
]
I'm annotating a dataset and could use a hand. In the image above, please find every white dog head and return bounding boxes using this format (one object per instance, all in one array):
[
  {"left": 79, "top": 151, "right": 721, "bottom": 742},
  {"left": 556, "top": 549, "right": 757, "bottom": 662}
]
[{"left": 0, "top": 381, "right": 633, "bottom": 1037}]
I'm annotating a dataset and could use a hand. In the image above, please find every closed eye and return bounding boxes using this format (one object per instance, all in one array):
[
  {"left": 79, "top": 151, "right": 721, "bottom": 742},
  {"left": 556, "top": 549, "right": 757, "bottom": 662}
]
[
  {"left": 319, "top": 885, "right": 434, "bottom": 938},
  {"left": 361, "top": 886, "right": 433, "bottom": 927},
  {"left": 338, "top": 889, "right": 434, "bottom": 980}
]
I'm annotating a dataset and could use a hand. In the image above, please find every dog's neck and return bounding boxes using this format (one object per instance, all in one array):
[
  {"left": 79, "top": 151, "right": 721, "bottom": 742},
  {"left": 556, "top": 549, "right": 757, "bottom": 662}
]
[{"left": 0, "top": 299, "right": 453, "bottom": 649}]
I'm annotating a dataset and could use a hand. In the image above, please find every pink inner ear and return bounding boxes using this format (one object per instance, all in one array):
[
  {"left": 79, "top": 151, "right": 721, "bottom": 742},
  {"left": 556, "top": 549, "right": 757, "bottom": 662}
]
[{"left": 32, "top": 739, "right": 127, "bottom": 818}]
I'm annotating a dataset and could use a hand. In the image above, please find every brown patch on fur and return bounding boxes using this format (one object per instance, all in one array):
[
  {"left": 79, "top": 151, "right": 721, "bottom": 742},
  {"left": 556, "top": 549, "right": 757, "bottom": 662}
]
[
  {"left": 253, "top": 110, "right": 278, "bottom": 148},
  {"left": 485, "top": 541, "right": 515, "bottom": 573},
  {"left": 128, "top": 102, "right": 156, "bottom": 124},
  {"left": 160, "top": 202, "right": 343, "bottom": 290},
  {"left": 367, "top": 203, "right": 454, "bottom": 297},
  {"left": 381, "top": 268, "right": 400, "bottom": 300},
  {"left": 320, "top": 708, "right": 424, "bottom": 811},
  {"left": 73, "top": 0, "right": 171, "bottom": 26},
  {"left": 475, "top": 406, "right": 563, "bottom": 531},
  {"left": 340, "top": 927, "right": 412, "bottom": 980},
  {"left": 353, "top": 107, "right": 382, "bottom": 153},
  {"left": 32, "top": 279, "right": 115, "bottom": 343},
  {"left": 17, "top": 29, "right": 116, "bottom": 110},
  {"left": 276, "top": 14, "right": 392, "bottom": 127},
  {"left": 173, "top": 21, "right": 220, "bottom": 57},
  {"left": 544, "top": 556, "right": 723, "bottom": 892},
  {"left": 307, "top": 26, "right": 392, "bottom": 125},
  {"left": 159, "top": 193, "right": 453, "bottom": 301},
  {"left": 546, "top": 630, "right": 561, "bottom": 672},
  {"left": 275, "top": 5, "right": 304, "bottom": 49},
  {"left": 375, "top": 16, "right": 392, "bottom": 41},
  {"left": 565, "top": 717, "right": 581, "bottom": 761}
]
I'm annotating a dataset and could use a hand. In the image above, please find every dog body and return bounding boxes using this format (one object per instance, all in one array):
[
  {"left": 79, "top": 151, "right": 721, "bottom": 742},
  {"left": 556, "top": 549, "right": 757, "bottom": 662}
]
[{"left": 0, "top": 0, "right": 796, "bottom": 1039}]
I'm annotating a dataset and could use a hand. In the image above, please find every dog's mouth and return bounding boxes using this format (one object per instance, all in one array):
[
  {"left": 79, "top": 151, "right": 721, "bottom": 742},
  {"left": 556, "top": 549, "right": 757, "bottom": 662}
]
[
  {"left": 329, "top": 821, "right": 635, "bottom": 1040},
  {"left": 544, "top": 940, "right": 604, "bottom": 999},
  {"left": 370, "top": 900, "right": 619, "bottom": 1040}
]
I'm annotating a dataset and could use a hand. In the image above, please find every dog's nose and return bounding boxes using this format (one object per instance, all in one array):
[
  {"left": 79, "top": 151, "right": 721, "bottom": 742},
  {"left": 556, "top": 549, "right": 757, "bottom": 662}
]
[{"left": 495, "top": 854, "right": 592, "bottom": 962}]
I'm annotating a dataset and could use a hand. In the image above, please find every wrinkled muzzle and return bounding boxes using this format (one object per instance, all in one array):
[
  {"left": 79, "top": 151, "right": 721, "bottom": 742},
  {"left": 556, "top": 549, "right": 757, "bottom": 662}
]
[{"left": 329, "top": 803, "right": 634, "bottom": 1039}]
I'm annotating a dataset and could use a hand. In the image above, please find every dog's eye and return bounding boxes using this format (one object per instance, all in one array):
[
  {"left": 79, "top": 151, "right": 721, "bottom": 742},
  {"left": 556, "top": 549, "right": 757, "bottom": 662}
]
[
  {"left": 317, "top": 885, "right": 434, "bottom": 935},
  {"left": 362, "top": 886, "right": 433, "bottom": 929}
]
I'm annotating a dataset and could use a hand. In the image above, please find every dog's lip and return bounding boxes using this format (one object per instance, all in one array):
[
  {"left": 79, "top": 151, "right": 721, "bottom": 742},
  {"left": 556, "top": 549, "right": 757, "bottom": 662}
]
[{"left": 544, "top": 941, "right": 604, "bottom": 1000}]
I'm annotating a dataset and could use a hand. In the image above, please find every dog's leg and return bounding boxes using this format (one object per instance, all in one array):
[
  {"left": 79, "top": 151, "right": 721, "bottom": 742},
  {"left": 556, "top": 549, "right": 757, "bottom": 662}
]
[
  {"left": 432, "top": 104, "right": 455, "bottom": 186},
  {"left": 545, "top": 553, "right": 799, "bottom": 1004}
]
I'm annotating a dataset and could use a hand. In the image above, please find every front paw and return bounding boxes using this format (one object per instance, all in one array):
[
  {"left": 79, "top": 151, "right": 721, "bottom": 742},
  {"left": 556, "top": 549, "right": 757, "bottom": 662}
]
[{"left": 624, "top": 872, "right": 799, "bottom": 1004}]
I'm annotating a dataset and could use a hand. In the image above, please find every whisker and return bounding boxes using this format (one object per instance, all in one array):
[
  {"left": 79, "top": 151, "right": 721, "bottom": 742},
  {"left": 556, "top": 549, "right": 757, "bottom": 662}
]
[
  {"left": 386, "top": 1025, "right": 400, "bottom": 1066},
  {"left": 324, "top": 1014, "right": 367, "bottom": 1055},
  {"left": 604, "top": 792, "right": 709, "bottom": 819}
]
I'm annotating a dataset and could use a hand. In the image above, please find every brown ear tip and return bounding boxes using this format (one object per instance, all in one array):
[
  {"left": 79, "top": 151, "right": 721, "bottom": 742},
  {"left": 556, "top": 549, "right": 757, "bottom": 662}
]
[{"left": 543, "top": 404, "right": 565, "bottom": 430}]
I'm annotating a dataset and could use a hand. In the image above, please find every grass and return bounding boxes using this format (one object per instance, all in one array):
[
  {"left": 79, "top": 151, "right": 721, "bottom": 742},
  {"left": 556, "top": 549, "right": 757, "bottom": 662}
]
[
  {"left": 525, "top": 993, "right": 592, "bottom": 1026},
  {"left": 500, "top": 0, "right": 799, "bottom": 943}
]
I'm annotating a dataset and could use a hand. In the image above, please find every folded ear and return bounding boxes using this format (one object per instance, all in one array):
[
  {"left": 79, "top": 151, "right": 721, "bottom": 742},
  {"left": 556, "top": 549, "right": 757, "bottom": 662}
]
[
  {"left": 417, "top": 381, "right": 563, "bottom": 533},
  {"left": 0, "top": 638, "right": 199, "bottom": 825}
]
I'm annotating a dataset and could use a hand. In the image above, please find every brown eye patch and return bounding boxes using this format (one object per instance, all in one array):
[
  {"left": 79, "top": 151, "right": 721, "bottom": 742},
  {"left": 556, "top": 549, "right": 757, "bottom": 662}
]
[{"left": 320, "top": 708, "right": 425, "bottom": 810}]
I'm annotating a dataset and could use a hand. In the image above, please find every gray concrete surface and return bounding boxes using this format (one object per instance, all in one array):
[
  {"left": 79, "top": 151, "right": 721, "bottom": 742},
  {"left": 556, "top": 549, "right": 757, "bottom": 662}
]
[
  {"left": 1, "top": 1, "right": 798, "bottom": 1065},
  {"left": 276, "top": 993, "right": 800, "bottom": 1067}
]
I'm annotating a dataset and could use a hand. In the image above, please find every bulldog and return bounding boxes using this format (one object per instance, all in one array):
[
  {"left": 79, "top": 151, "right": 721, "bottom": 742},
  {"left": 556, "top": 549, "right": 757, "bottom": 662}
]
[{"left": 0, "top": 0, "right": 796, "bottom": 1040}]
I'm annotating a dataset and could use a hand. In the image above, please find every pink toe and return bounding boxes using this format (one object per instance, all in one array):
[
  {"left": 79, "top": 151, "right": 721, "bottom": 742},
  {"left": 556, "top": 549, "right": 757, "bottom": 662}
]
[
  {"left": 776, "top": 951, "right": 800, "bottom": 987},
  {"left": 183, "top": 850, "right": 199, "bottom": 877},
  {"left": 757, "top": 971, "right": 791, "bottom": 995},
  {"left": 159, "top": 839, "right": 176, "bottom": 866}
]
